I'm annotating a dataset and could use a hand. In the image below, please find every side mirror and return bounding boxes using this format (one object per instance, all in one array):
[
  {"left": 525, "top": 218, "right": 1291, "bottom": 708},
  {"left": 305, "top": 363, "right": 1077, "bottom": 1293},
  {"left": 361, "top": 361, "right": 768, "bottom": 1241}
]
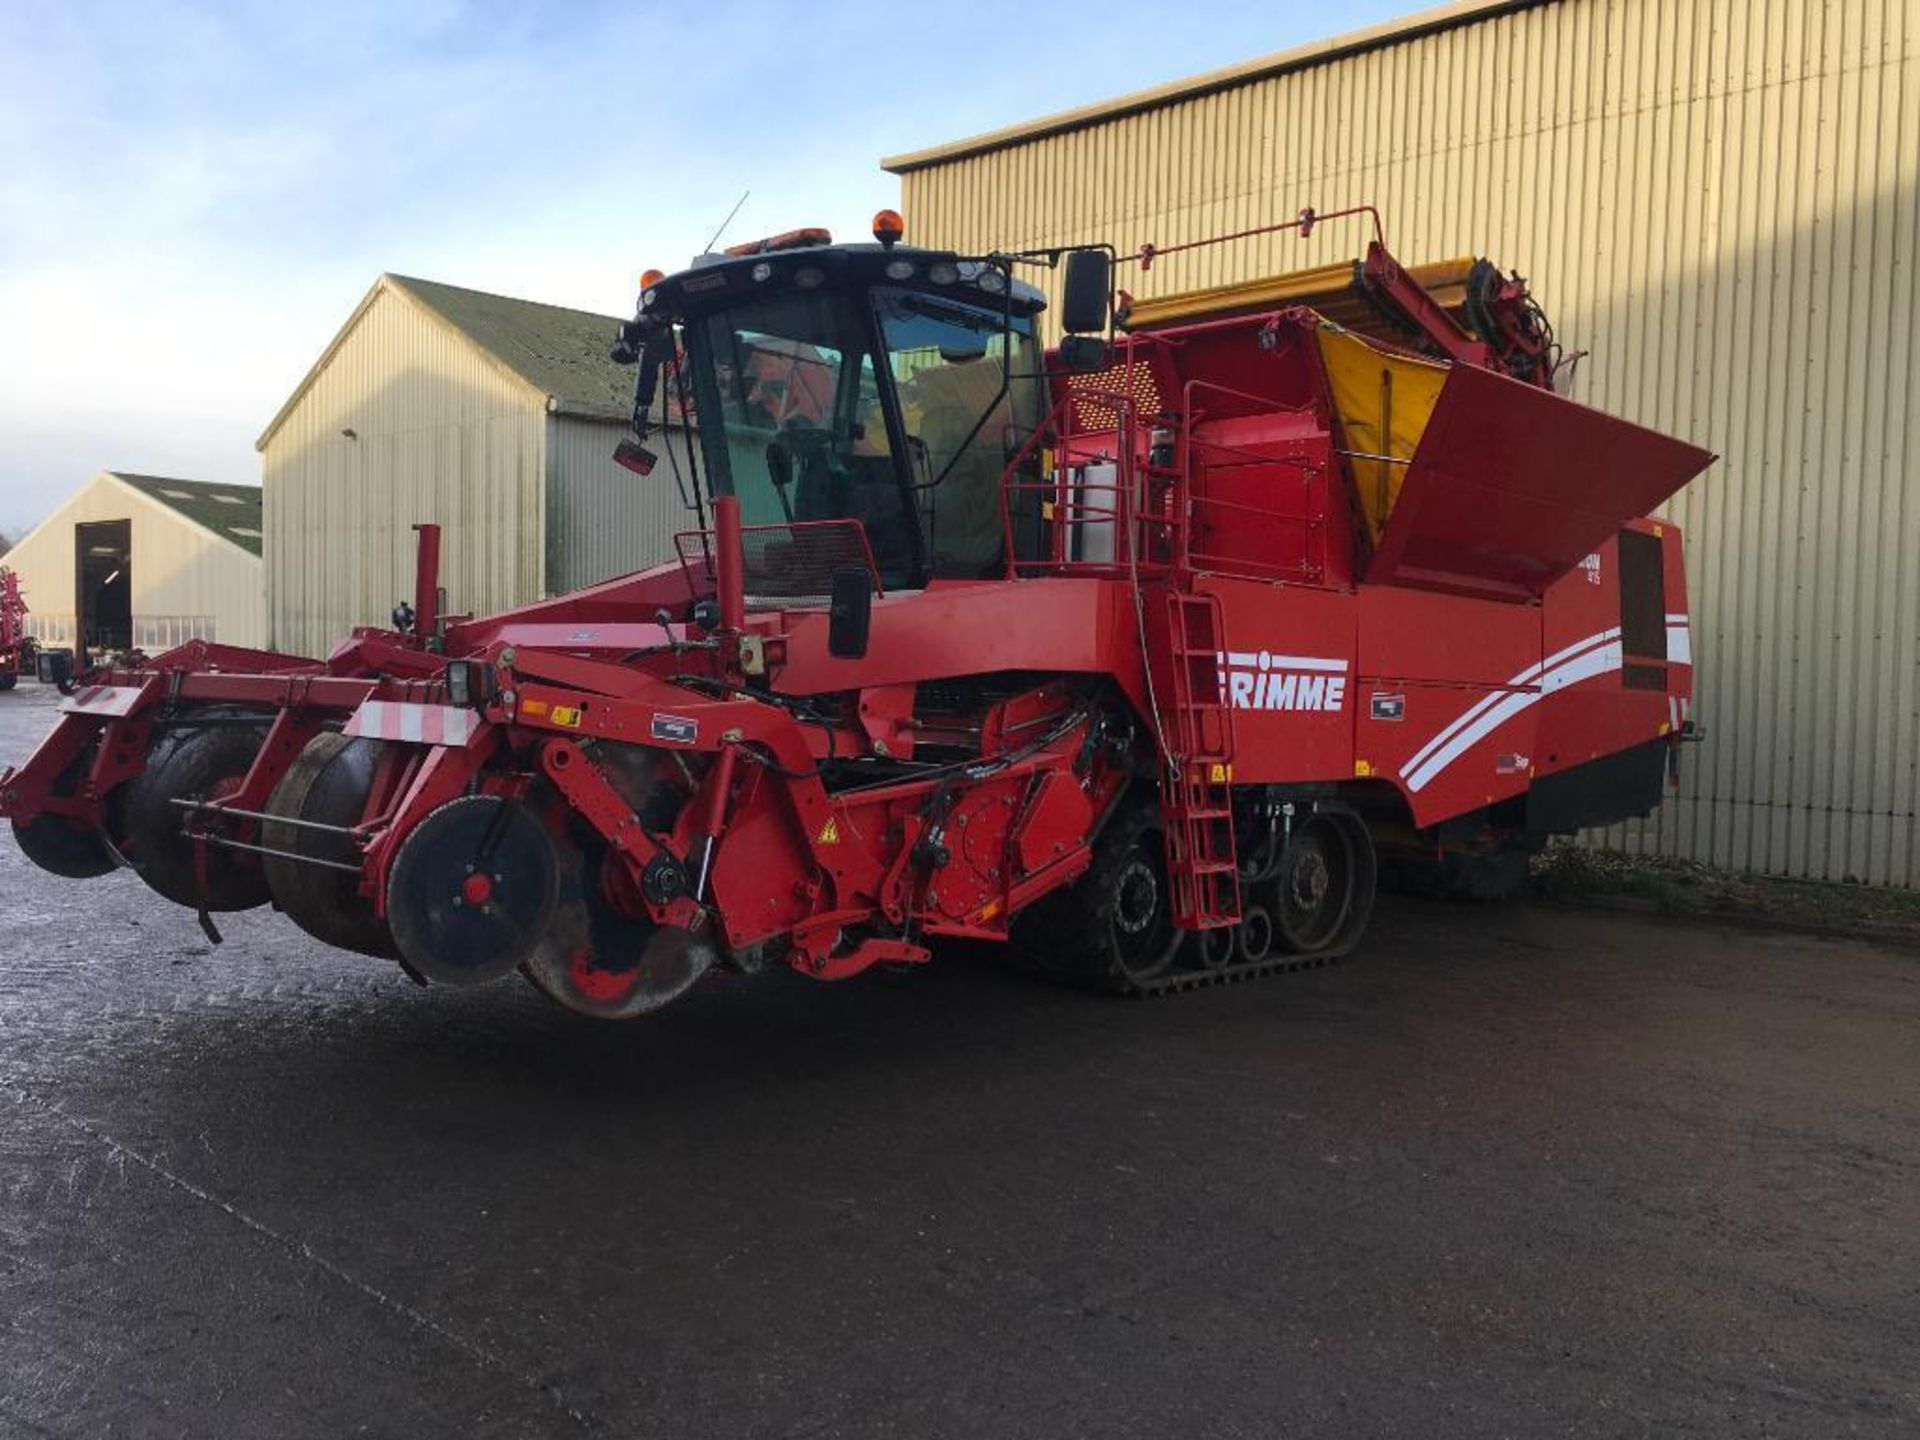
[
  {"left": 1060, "top": 248, "right": 1111, "bottom": 335},
  {"left": 826, "top": 566, "right": 872, "bottom": 659},
  {"left": 1057, "top": 335, "right": 1110, "bottom": 372}
]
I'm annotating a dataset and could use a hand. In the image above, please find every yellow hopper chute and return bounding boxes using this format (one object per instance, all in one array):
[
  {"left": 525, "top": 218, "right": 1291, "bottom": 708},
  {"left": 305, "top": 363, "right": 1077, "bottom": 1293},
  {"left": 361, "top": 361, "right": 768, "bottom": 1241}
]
[{"left": 1312, "top": 325, "right": 1450, "bottom": 543}]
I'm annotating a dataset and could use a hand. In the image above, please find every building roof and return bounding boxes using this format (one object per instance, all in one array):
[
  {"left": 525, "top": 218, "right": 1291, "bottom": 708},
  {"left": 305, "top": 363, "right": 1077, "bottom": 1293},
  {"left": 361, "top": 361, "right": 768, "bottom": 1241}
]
[
  {"left": 388, "top": 275, "right": 635, "bottom": 421},
  {"left": 257, "top": 273, "right": 636, "bottom": 451},
  {"left": 111, "top": 473, "right": 264, "bottom": 555},
  {"left": 881, "top": 0, "right": 1543, "bottom": 173}
]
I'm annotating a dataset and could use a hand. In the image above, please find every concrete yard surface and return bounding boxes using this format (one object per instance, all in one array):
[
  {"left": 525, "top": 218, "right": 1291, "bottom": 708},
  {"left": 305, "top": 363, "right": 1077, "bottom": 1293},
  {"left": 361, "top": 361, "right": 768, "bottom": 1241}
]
[{"left": 1, "top": 682, "right": 1915, "bottom": 1437}]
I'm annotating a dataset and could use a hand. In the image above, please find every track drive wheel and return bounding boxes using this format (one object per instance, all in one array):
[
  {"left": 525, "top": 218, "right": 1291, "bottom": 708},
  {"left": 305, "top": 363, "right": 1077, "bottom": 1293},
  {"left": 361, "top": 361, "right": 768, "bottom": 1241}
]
[
  {"left": 1012, "top": 801, "right": 1184, "bottom": 995},
  {"left": 261, "top": 731, "right": 396, "bottom": 958},
  {"left": 1265, "top": 810, "right": 1376, "bottom": 957},
  {"left": 387, "top": 795, "right": 560, "bottom": 987},
  {"left": 110, "top": 712, "right": 272, "bottom": 911},
  {"left": 521, "top": 843, "right": 715, "bottom": 1020}
]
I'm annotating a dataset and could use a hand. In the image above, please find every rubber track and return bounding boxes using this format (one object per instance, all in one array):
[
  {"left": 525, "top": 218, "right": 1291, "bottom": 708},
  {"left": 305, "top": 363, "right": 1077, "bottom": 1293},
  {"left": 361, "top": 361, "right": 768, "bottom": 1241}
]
[{"left": 1125, "top": 946, "right": 1348, "bottom": 998}]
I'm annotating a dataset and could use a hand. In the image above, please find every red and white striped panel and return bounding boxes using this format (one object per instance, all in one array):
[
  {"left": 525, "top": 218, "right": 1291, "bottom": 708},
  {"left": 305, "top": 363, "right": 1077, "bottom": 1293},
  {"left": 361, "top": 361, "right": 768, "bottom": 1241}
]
[
  {"left": 345, "top": 700, "right": 480, "bottom": 746},
  {"left": 58, "top": 684, "right": 147, "bottom": 718}
]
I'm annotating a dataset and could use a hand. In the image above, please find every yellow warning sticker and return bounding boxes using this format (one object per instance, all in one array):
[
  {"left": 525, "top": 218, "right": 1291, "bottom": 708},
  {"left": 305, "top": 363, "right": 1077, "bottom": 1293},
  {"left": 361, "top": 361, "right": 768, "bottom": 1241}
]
[
  {"left": 550, "top": 705, "right": 583, "bottom": 728},
  {"left": 1354, "top": 759, "right": 1373, "bottom": 777},
  {"left": 817, "top": 816, "right": 841, "bottom": 845},
  {"left": 1208, "top": 762, "right": 1233, "bottom": 784}
]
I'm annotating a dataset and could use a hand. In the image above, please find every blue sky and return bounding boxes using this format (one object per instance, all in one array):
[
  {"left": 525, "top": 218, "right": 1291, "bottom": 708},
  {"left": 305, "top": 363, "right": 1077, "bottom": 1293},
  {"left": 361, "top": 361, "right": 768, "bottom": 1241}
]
[{"left": 0, "top": 0, "right": 1414, "bottom": 537}]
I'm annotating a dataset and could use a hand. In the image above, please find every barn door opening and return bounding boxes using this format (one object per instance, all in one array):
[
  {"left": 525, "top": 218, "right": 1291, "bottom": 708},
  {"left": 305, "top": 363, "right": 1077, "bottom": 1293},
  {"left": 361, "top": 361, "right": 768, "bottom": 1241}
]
[{"left": 75, "top": 518, "right": 131, "bottom": 660}]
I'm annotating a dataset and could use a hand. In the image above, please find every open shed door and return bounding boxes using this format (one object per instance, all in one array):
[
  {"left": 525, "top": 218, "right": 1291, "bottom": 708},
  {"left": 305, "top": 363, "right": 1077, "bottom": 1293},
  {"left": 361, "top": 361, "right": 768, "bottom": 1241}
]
[{"left": 1367, "top": 363, "right": 1715, "bottom": 600}]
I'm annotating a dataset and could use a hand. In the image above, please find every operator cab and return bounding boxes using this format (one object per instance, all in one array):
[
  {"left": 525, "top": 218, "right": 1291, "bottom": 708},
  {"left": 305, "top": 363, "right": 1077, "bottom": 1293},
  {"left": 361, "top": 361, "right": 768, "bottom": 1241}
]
[{"left": 616, "top": 226, "right": 1052, "bottom": 591}]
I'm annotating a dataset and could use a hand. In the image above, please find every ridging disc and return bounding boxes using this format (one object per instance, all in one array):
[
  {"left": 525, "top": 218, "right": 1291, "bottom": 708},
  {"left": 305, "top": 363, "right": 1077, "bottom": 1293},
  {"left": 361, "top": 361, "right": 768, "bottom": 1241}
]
[
  {"left": 521, "top": 845, "right": 715, "bottom": 1020},
  {"left": 387, "top": 795, "right": 559, "bottom": 986},
  {"left": 262, "top": 731, "right": 396, "bottom": 959}
]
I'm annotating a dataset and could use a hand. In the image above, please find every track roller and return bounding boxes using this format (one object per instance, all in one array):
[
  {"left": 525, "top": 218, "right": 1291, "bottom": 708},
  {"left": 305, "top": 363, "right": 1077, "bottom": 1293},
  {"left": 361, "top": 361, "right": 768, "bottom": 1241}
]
[{"left": 1267, "top": 809, "right": 1376, "bottom": 956}]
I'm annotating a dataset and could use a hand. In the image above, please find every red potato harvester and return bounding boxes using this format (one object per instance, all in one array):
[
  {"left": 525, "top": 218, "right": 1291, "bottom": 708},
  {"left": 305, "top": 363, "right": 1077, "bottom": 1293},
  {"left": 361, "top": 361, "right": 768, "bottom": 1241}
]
[
  {"left": 0, "top": 206, "right": 1712, "bottom": 1013},
  {"left": 0, "top": 568, "right": 37, "bottom": 693}
]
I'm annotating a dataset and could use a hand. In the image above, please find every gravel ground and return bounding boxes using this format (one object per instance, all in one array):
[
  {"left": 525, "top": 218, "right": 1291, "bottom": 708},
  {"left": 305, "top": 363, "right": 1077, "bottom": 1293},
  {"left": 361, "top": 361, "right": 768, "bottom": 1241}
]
[{"left": 1, "top": 680, "right": 1916, "bottom": 1438}]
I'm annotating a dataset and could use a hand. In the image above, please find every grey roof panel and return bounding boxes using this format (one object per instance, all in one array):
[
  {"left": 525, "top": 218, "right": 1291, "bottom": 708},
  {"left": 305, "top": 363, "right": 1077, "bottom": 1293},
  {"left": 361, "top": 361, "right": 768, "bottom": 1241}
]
[
  {"left": 386, "top": 274, "right": 634, "bottom": 422},
  {"left": 112, "top": 473, "right": 264, "bottom": 556}
]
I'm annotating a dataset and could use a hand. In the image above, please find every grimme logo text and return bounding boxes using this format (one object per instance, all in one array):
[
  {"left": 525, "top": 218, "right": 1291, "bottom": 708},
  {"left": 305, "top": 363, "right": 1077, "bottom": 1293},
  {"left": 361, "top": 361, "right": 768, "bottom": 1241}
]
[{"left": 1215, "top": 651, "right": 1349, "bottom": 712}]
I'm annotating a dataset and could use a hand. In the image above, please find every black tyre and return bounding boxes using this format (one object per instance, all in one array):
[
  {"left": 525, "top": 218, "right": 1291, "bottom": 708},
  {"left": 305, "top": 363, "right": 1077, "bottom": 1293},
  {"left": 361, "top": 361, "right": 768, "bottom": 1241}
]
[
  {"left": 262, "top": 731, "right": 397, "bottom": 958},
  {"left": 0, "top": 672, "right": 16, "bottom": 692},
  {"left": 110, "top": 713, "right": 273, "bottom": 911},
  {"left": 1011, "top": 801, "right": 1185, "bottom": 994},
  {"left": 1267, "top": 810, "right": 1376, "bottom": 957}
]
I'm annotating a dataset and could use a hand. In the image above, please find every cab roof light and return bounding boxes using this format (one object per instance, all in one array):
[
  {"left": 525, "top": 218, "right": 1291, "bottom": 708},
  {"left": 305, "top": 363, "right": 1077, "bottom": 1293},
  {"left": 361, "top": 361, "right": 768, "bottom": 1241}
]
[
  {"left": 725, "top": 227, "right": 832, "bottom": 258},
  {"left": 872, "top": 209, "right": 905, "bottom": 248}
]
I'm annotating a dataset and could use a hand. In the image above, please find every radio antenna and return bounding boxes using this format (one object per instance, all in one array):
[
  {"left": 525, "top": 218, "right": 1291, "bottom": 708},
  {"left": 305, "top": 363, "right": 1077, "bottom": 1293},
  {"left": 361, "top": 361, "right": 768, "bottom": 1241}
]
[{"left": 702, "top": 190, "right": 750, "bottom": 254}]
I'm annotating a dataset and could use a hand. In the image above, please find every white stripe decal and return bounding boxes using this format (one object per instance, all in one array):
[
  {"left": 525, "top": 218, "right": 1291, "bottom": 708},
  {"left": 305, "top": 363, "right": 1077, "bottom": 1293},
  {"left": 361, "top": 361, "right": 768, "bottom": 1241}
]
[
  {"left": 1219, "top": 651, "right": 1347, "bottom": 673},
  {"left": 1665, "top": 624, "right": 1691, "bottom": 664},
  {"left": 1398, "top": 627, "right": 1620, "bottom": 780},
  {"left": 1268, "top": 655, "right": 1348, "bottom": 673},
  {"left": 1400, "top": 629, "right": 1626, "bottom": 794},
  {"left": 398, "top": 704, "right": 424, "bottom": 743}
]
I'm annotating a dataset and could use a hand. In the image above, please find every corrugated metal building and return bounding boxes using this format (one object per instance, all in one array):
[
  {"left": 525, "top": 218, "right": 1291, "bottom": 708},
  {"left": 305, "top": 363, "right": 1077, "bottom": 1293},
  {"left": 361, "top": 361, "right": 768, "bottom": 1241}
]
[
  {"left": 259, "top": 274, "right": 680, "bottom": 659},
  {"left": 884, "top": 0, "right": 1919, "bottom": 885},
  {"left": 2, "top": 472, "right": 265, "bottom": 652}
]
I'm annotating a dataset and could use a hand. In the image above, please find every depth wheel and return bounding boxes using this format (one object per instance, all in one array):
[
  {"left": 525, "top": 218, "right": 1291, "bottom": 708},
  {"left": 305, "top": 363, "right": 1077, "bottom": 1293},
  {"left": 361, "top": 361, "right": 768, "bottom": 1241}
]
[
  {"left": 1268, "top": 811, "right": 1375, "bottom": 957},
  {"left": 110, "top": 712, "right": 272, "bottom": 911},
  {"left": 262, "top": 732, "right": 396, "bottom": 958},
  {"left": 387, "top": 795, "right": 560, "bottom": 987}
]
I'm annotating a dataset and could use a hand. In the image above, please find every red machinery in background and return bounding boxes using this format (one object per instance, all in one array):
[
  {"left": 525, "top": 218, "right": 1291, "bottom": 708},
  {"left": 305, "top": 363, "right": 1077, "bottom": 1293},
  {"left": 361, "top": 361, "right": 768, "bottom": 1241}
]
[
  {"left": 0, "top": 568, "right": 35, "bottom": 693},
  {"left": 0, "top": 206, "right": 1711, "bottom": 1011}
]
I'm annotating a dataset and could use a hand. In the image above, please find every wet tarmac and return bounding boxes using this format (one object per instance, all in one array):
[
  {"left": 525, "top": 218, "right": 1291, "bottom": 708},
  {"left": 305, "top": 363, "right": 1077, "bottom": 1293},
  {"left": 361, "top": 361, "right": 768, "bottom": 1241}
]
[{"left": 1, "top": 681, "right": 1916, "bottom": 1437}]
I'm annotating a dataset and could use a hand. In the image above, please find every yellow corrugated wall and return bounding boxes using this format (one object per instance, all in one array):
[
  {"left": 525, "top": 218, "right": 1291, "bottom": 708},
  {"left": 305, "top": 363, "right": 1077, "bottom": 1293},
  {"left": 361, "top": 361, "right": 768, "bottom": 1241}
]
[
  {"left": 261, "top": 285, "right": 547, "bottom": 660},
  {"left": 894, "top": 0, "right": 1920, "bottom": 884}
]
